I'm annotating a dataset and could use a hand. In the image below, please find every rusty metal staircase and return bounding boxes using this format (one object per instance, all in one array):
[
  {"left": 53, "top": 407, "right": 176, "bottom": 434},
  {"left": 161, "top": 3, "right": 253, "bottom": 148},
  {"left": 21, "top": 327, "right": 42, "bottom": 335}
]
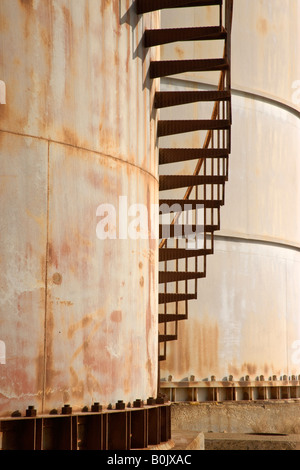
[{"left": 137, "top": 0, "right": 233, "bottom": 362}]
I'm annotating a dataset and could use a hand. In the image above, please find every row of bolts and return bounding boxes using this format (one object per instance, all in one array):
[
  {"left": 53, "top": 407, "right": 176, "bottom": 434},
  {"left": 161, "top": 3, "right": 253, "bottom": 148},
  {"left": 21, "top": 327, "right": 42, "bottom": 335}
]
[
  {"left": 168, "top": 375, "right": 300, "bottom": 382},
  {"left": 11, "top": 396, "right": 168, "bottom": 418}
]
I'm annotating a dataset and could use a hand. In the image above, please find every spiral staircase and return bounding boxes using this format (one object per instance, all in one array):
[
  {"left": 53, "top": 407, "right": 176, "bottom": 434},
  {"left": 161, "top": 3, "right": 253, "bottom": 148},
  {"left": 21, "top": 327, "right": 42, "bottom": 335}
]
[{"left": 137, "top": 0, "right": 233, "bottom": 362}]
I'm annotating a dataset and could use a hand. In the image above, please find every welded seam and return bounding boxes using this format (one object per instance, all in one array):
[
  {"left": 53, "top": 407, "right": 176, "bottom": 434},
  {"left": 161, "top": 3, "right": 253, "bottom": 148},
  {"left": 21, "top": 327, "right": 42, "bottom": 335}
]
[
  {"left": 42, "top": 140, "right": 50, "bottom": 414},
  {"left": 0, "top": 129, "right": 159, "bottom": 183},
  {"left": 214, "top": 234, "right": 300, "bottom": 253}
]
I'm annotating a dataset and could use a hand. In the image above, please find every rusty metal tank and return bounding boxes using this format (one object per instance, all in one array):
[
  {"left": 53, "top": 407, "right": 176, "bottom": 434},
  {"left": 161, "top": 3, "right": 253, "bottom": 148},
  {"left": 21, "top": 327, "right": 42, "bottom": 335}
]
[
  {"left": 159, "top": 0, "right": 300, "bottom": 385},
  {"left": 0, "top": 0, "right": 160, "bottom": 416}
]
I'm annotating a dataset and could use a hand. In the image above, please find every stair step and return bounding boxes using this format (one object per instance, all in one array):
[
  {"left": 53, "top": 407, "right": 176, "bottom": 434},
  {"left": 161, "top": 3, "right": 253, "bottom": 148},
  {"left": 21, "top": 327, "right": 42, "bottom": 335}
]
[
  {"left": 155, "top": 89, "right": 230, "bottom": 108},
  {"left": 137, "top": 0, "right": 223, "bottom": 15},
  {"left": 159, "top": 271, "right": 205, "bottom": 283},
  {"left": 159, "top": 314, "right": 187, "bottom": 323},
  {"left": 159, "top": 334, "right": 178, "bottom": 342},
  {"left": 159, "top": 293, "right": 197, "bottom": 304},
  {"left": 159, "top": 199, "right": 223, "bottom": 210},
  {"left": 150, "top": 58, "right": 228, "bottom": 79},
  {"left": 145, "top": 26, "right": 226, "bottom": 47},
  {"left": 159, "top": 247, "right": 213, "bottom": 261},
  {"left": 159, "top": 147, "right": 228, "bottom": 164},
  {"left": 157, "top": 119, "right": 230, "bottom": 137},
  {"left": 159, "top": 224, "right": 219, "bottom": 238},
  {"left": 160, "top": 175, "right": 227, "bottom": 191}
]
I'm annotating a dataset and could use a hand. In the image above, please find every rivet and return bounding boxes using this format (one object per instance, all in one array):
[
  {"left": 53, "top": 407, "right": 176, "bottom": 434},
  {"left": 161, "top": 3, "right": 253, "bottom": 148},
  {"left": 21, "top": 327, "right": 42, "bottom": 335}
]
[
  {"left": 190, "top": 375, "right": 195, "bottom": 382},
  {"left": 82, "top": 406, "right": 89, "bottom": 412},
  {"left": 272, "top": 375, "right": 277, "bottom": 381},
  {"left": 211, "top": 375, "right": 216, "bottom": 382},
  {"left": 260, "top": 375, "right": 264, "bottom": 381},
  {"left": 11, "top": 410, "right": 21, "bottom": 417}
]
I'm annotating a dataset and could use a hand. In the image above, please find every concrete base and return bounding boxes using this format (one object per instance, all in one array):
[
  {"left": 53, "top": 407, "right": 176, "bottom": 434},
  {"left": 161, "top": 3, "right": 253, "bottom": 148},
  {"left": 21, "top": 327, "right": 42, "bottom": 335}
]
[
  {"left": 171, "top": 401, "right": 300, "bottom": 435},
  {"left": 204, "top": 433, "right": 300, "bottom": 450},
  {"left": 147, "top": 431, "right": 205, "bottom": 450},
  {"left": 172, "top": 431, "right": 205, "bottom": 450}
]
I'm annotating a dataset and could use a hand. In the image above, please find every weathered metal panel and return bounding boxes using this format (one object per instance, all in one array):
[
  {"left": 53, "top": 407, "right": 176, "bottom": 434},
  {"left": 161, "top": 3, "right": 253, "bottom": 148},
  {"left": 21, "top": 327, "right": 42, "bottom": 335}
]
[
  {"left": 0, "top": 133, "right": 48, "bottom": 415},
  {"left": 0, "top": 0, "right": 160, "bottom": 416},
  {"left": 159, "top": 0, "right": 300, "bottom": 382},
  {"left": 45, "top": 143, "right": 158, "bottom": 412}
]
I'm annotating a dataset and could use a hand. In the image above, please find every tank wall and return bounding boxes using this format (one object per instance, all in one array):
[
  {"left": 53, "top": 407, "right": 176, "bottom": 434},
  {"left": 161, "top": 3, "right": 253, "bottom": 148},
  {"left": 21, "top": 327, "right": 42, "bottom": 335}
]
[
  {"left": 0, "top": 0, "right": 159, "bottom": 416},
  {"left": 159, "top": 1, "right": 300, "bottom": 381}
]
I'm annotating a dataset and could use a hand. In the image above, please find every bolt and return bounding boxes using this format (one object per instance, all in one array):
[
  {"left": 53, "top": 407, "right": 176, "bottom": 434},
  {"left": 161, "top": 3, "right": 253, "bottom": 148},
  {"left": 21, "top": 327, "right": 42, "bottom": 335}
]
[
  {"left": 50, "top": 409, "right": 58, "bottom": 415},
  {"left": 292, "top": 375, "right": 296, "bottom": 381},
  {"left": 11, "top": 410, "right": 21, "bottom": 417},
  {"left": 116, "top": 400, "right": 125, "bottom": 410},
  {"left": 168, "top": 375, "right": 173, "bottom": 382},
  {"left": 245, "top": 375, "right": 250, "bottom": 382},
  {"left": 273, "top": 375, "right": 277, "bottom": 381},
  {"left": 62, "top": 404, "right": 72, "bottom": 415},
  {"left": 107, "top": 403, "right": 113, "bottom": 410},
  {"left": 260, "top": 375, "right": 264, "bottom": 382},
  {"left": 147, "top": 397, "right": 156, "bottom": 406},
  {"left": 82, "top": 406, "right": 89, "bottom": 412},
  {"left": 283, "top": 375, "right": 287, "bottom": 381},
  {"left": 91, "top": 402, "right": 102, "bottom": 412},
  {"left": 229, "top": 375, "right": 233, "bottom": 382},
  {"left": 190, "top": 375, "right": 195, "bottom": 382},
  {"left": 133, "top": 399, "right": 144, "bottom": 408},
  {"left": 211, "top": 375, "right": 216, "bottom": 382},
  {"left": 127, "top": 402, "right": 132, "bottom": 408},
  {"left": 26, "top": 406, "right": 37, "bottom": 417}
]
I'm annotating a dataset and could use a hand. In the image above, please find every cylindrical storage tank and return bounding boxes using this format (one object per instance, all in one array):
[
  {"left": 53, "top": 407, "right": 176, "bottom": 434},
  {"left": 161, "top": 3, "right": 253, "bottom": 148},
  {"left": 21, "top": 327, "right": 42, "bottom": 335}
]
[
  {"left": 0, "top": 0, "right": 159, "bottom": 416},
  {"left": 159, "top": 0, "right": 300, "bottom": 382}
]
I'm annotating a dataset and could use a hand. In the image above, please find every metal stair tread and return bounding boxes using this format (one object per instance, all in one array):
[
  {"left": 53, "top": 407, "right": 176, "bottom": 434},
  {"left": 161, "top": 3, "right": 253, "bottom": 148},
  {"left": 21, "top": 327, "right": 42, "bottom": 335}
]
[
  {"left": 159, "top": 174, "right": 227, "bottom": 190},
  {"left": 137, "top": 0, "right": 223, "bottom": 15},
  {"left": 159, "top": 314, "right": 187, "bottom": 323},
  {"left": 159, "top": 271, "right": 206, "bottom": 283},
  {"left": 145, "top": 26, "right": 227, "bottom": 47},
  {"left": 155, "top": 89, "right": 230, "bottom": 108},
  {"left": 150, "top": 58, "right": 229, "bottom": 78},
  {"left": 159, "top": 247, "right": 213, "bottom": 261},
  {"left": 157, "top": 119, "right": 230, "bottom": 137},
  {"left": 159, "top": 147, "right": 229, "bottom": 164},
  {"left": 159, "top": 198, "right": 224, "bottom": 209}
]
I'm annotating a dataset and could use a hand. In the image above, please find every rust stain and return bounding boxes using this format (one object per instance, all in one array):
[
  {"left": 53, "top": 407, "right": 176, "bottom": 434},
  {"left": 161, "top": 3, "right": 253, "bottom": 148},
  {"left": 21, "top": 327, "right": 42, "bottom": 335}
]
[
  {"left": 175, "top": 46, "right": 184, "bottom": 59},
  {"left": 18, "top": 0, "right": 33, "bottom": 9},
  {"left": 110, "top": 310, "right": 122, "bottom": 323},
  {"left": 68, "top": 313, "right": 96, "bottom": 339},
  {"left": 257, "top": 17, "right": 268, "bottom": 36},
  {"left": 242, "top": 362, "right": 258, "bottom": 376},
  {"left": 52, "top": 272, "right": 62, "bottom": 285}
]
